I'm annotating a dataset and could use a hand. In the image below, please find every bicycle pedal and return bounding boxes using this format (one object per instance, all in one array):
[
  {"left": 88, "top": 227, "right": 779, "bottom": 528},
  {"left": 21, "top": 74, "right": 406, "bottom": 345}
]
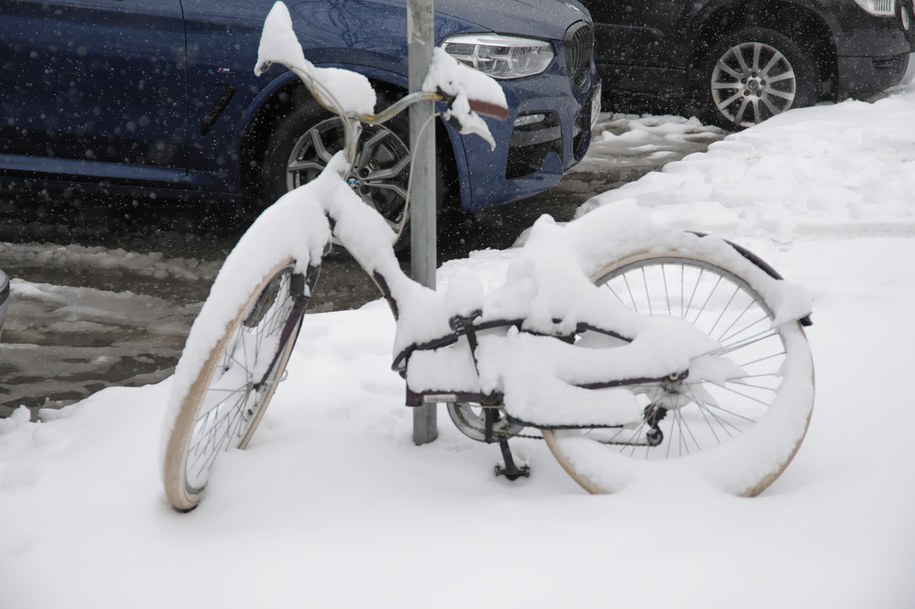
[{"left": 494, "top": 462, "right": 530, "bottom": 481}]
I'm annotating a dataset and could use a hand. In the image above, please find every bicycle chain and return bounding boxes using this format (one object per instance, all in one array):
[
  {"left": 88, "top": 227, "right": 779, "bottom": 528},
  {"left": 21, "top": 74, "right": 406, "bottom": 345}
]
[
  {"left": 450, "top": 403, "right": 651, "bottom": 446},
  {"left": 450, "top": 403, "right": 544, "bottom": 441}
]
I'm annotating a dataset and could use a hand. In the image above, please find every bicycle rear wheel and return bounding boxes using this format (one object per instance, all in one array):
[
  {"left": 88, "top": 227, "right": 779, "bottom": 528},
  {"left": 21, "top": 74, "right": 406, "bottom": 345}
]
[
  {"left": 542, "top": 249, "right": 814, "bottom": 496},
  {"left": 162, "top": 258, "right": 309, "bottom": 511}
]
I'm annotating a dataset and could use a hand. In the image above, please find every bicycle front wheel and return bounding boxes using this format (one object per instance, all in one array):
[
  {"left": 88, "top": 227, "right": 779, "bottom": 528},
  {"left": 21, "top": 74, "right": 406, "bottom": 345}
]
[
  {"left": 542, "top": 249, "right": 814, "bottom": 496},
  {"left": 162, "top": 257, "right": 308, "bottom": 511}
]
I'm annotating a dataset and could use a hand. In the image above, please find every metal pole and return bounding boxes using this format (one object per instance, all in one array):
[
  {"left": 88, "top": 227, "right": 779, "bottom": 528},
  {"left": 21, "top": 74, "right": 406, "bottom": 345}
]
[{"left": 408, "top": 0, "right": 438, "bottom": 445}]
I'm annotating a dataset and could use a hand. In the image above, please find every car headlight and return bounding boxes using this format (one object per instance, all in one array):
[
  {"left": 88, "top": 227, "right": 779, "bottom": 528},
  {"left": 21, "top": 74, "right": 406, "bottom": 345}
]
[
  {"left": 853, "top": 0, "right": 896, "bottom": 16},
  {"left": 441, "top": 34, "right": 554, "bottom": 79}
]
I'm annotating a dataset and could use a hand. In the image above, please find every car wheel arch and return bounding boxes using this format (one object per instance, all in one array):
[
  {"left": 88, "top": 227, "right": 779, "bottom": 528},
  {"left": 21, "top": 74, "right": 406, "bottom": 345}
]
[
  {"left": 235, "top": 66, "right": 469, "bottom": 214},
  {"left": 689, "top": 0, "right": 838, "bottom": 101}
]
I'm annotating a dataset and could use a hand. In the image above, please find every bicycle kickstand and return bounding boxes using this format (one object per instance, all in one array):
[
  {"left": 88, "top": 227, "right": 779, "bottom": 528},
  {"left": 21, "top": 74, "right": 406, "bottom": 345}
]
[
  {"left": 495, "top": 438, "right": 530, "bottom": 481},
  {"left": 481, "top": 406, "right": 529, "bottom": 480}
]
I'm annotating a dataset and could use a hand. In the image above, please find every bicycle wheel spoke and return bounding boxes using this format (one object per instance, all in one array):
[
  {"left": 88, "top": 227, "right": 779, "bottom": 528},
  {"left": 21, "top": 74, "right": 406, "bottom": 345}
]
[
  {"left": 661, "top": 264, "right": 672, "bottom": 315},
  {"left": 691, "top": 274, "right": 723, "bottom": 325},
  {"left": 641, "top": 266, "right": 653, "bottom": 315},
  {"left": 722, "top": 378, "right": 778, "bottom": 391},
  {"left": 195, "top": 397, "right": 247, "bottom": 452},
  {"left": 737, "top": 349, "right": 787, "bottom": 369},
  {"left": 194, "top": 385, "right": 248, "bottom": 426},
  {"left": 719, "top": 313, "right": 769, "bottom": 345},
  {"left": 667, "top": 412, "right": 677, "bottom": 458},
  {"left": 709, "top": 327, "right": 780, "bottom": 357},
  {"left": 708, "top": 284, "right": 741, "bottom": 338},
  {"left": 624, "top": 420, "right": 649, "bottom": 456},
  {"left": 622, "top": 274, "right": 638, "bottom": 312},
  {"left": 606, "top": 285, "right": 625, "bottom": 305},
  {"left": 680, "top": 264, "right": 686, "bottom": 318},
  {"left": 687, "top": 387, "right": 739, "bottom": 438},
  {"left": 685, "top": 268, "right": 704, "bottom": 315},
  {"left": 709, "top": 383, "right": 772, "bottom": 409},
  {"left": 713, "top": 297, "right": 756, "bottom": 343},
  {"left": 679, "top": 408, "right": 701, "bottom": 454},
  {"left": 694, "top": 396, "right": 722, "bottom": 444},
  {"left": 723, "top": 372, "right": 780, "bottom": 382}
]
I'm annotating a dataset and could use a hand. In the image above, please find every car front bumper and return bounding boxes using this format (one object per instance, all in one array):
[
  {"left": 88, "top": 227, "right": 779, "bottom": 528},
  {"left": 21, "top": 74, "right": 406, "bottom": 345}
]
[
  {"left": 829, "top": 0, "right": 914, "bottom": 95},
  {"left": 448, "top": 64, "right": 600, "bottom": 213},
  {"left": 836, "top": 52, "right": 910, "bottom": 95}
]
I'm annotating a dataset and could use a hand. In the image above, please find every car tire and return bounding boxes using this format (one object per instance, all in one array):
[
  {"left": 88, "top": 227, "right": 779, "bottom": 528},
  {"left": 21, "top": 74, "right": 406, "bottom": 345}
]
[
  {"left": 261, "top": 98, "right": 413, "bottom": 243},
  {"left": 699, "top": 27, "right": 818, "bottom": 130}
]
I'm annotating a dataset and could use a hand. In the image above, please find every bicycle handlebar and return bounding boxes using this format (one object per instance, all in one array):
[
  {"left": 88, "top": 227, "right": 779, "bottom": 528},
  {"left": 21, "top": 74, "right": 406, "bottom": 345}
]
[
  {"left": 466, "top": 99, "right": 510, "bottom": 121},
  {"left": 276, "top": 62, "right": 508, "bottom": 129}
]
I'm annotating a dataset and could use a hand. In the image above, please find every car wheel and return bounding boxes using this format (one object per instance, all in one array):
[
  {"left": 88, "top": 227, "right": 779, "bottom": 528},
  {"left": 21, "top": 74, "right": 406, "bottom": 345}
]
[
  {"left": 262, "top": 100, "right": 412, "bottom": 242},
  {"left": 700, "top": 27, "right": 818, "bottom": 130}
]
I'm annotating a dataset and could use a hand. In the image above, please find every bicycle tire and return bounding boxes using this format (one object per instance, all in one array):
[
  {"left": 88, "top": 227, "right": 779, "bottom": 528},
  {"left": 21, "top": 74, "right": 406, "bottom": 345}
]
[
  {"left": 542, "top": 249, "right": 814, "bottom": 496},
  {"left": 162, "top": 257, "right": 306, "bottom": 511}
]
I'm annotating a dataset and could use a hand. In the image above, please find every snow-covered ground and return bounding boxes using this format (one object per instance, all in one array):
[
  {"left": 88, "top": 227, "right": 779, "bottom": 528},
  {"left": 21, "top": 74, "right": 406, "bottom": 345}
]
[{"left": 3, "top": 70, "right": 915, "bottom": 607}]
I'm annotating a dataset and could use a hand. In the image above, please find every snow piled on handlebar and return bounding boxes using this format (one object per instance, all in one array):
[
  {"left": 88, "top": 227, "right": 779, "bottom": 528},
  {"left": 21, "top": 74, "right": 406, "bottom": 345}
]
[{"left": 423, "top": 48, "right": 508, "bottom": 149}]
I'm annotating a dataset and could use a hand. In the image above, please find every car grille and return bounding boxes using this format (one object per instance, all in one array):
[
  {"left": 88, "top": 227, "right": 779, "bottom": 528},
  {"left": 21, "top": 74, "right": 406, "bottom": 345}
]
[
  {"left": 506, "top": 112, "right": 561, "bottom": 179},
  {"left": 872, "top": 0, "right": 893, "bottom": 12},
  {"left": 565, "top": 21, "right": 593, "bottom": 91}
]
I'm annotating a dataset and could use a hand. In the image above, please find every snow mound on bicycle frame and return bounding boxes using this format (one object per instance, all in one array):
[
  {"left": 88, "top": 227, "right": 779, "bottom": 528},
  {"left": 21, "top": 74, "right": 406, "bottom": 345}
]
[
  {"left": 406, "top": 201, "right": 812, "bottom": 457},
  {"left": 480, "top": 202, "right": 811, "bottom": 336},
  {"left": 255, "top": 1, "right": 376, "bottom": 115}
]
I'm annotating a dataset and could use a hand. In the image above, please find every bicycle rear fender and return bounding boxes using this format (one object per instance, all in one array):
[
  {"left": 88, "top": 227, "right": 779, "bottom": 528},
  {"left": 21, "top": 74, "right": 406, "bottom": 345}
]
[{"left": 691, "top": 232, "right": 813, "bottom": 327}]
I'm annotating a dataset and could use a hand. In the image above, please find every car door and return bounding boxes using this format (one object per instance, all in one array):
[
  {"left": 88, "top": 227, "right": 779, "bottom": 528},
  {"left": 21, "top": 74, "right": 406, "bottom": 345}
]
[
  {"left": 0, "top": 0, "right": 187, "bottom": 182},
  {"left": 179, "top": 0, "right": 265, "bottom": 183}
]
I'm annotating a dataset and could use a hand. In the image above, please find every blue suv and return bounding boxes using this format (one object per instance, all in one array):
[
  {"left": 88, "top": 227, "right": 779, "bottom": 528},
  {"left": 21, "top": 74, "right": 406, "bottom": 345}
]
[{"left": 0, "top": 0, "right": 600, "bottom": 233}]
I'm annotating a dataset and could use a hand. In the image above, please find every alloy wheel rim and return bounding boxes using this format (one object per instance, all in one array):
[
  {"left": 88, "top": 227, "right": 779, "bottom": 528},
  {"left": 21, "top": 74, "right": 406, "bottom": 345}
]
[
  {"left": 285, "top": 117, "right": 411, "bottom": 230},
  {"left": 711, "top": 41, "right": 797, "bottom": 128}
]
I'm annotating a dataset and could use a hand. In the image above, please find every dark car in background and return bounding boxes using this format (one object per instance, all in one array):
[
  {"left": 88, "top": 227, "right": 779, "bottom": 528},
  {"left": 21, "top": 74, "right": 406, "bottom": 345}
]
[
  {"left": 582, "top": 0, "right": 914, "bottom": 128},
  {"left": 0, "top": 0, "right": 599, "bottom": 235}
]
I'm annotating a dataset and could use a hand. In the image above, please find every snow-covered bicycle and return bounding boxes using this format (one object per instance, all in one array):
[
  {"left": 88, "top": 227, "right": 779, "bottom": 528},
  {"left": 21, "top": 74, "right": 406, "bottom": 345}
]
[{"left": 161, "top": 2, "right": 815, "bottom": 511}]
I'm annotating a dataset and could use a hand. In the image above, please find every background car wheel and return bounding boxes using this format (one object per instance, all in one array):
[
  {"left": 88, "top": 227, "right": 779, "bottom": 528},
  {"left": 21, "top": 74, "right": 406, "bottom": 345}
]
[
  {"left": 262, "top": 100, "right": 412, "bottom": 242},
  {"left": 700, "top": 27, "right": 818, "bottom": 130}
]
